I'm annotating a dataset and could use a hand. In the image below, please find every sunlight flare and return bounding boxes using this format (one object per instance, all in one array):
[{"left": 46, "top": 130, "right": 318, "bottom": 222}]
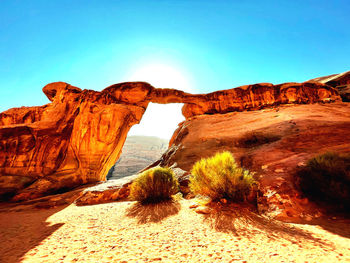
[
  {"left": 127, "top": 63, "right": 193, "bottom": 139},
  {"left": 127, "top": 63, "right": 193, "bottom": 92}
]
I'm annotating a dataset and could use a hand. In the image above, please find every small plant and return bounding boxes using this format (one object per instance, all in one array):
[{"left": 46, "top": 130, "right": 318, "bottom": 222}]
[
  {"left": 237, "top": 131, "right": 280, "bottom": 148},
  {"left": 130, "top": 167, "right": 179, "bottom": 203},
  {"left": 297, "top": 152, "right": 350, "bottom": 207},
  {"left": 189, "top": 151, "right": 257, "bottom": 202}
]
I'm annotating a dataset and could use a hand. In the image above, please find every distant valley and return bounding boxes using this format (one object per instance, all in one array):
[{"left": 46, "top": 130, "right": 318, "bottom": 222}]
[{"left": 107, "top": 136, "right": 169, "bottom": 180}]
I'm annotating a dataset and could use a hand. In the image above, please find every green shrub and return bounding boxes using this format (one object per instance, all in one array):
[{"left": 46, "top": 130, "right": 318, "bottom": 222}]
[
  {"left": 130, "top": 167, "right": 179, "bottom": 203},
  {"left": 298, "top": 152, "right": 350, "bottom": 206},
  {"left": 297, "top": 152, "right": 350, "bottom": 207},
  {"left": 189, "top": 151, "right": 256, "bottom": 202},
  {"left": 237, "top": 131, "right": 281, "bottom": 148}
]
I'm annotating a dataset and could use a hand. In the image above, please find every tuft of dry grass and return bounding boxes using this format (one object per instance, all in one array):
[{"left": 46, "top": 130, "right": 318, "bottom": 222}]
[
  {"left": 189, "top": 151, "right": 257, "bottom": 202},
  {"left": 297, "top": 152, "right": 350, "bottom": 210},
  {"left": 237, "top": 131, "right": 281, "bottom": 148},
  {"left": 130, "top": 167, "right": 179, "bottom": 203}
]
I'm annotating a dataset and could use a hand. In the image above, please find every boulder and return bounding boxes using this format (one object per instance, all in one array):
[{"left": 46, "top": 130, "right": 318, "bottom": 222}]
[
  {"left": 74, "top": 175, "right": 138, "bottom": 206},
  {"left": 171, "top": 166, "right": 191, "bottom": 196}
]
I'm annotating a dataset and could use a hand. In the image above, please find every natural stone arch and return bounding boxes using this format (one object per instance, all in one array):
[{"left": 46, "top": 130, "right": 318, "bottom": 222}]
[{"left": 0, "top": 81, "right": 339, "bottom": 201}]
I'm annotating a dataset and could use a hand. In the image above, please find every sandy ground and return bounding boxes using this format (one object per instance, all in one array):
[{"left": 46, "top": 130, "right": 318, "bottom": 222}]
[{"left": 0, "top": 199, "right": 350, "bottom": 263}]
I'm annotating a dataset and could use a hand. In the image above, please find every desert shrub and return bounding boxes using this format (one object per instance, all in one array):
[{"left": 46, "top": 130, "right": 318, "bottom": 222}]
[
  {"left": 130, "top": 167, "right": 179, "bottom": 203},
  {"left": 237, "top": 131, "right": 281, "bottom": 148},
  {"left": 189, "top": 151, "right": 256, "bottom": 202},
  {"left": 297, "top": 152, "right": 350, "bottom": 207}
]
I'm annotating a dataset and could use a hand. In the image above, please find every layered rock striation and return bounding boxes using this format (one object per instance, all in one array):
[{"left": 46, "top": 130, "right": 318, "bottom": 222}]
[{"left": 0, "top": 80, "right": 340, "bottom": 201}]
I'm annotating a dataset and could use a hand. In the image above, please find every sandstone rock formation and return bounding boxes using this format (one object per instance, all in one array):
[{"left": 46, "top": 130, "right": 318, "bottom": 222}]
[
  {"left": 309, "top": 70, "right": 350, "bottom": 102},
  {"left": 0, "top": 80, "right": 340, "bottom": 201},
  {"left": 153, "top": 102, "right": 350, "bottom": 222},
  {"left": 74, "top": 175, "right": 138, "bottom": 206},
  {"left": 181, "top": 82, "right": 339, "bottom": 118},
  {"left": 0, "top": 82, "right": 146, "bottom": 201}
]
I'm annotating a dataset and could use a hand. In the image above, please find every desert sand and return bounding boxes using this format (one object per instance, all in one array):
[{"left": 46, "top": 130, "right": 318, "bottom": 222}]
[{"left": 0, "top": 199, "right": 349, "bottom": 263}]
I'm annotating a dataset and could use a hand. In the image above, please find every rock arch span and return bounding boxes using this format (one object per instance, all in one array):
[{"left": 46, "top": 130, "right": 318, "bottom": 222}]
[{"left": 0, "top": 81, "right": 339, "bottom": 201}]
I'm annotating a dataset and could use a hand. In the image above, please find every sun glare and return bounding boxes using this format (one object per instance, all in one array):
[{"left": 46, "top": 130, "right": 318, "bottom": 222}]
[
  {"left": 128, "top": 63, "right": 193, "bottom": 92},
  {"left": 126, "top": 63, "right": 193, "bottom": 139}
]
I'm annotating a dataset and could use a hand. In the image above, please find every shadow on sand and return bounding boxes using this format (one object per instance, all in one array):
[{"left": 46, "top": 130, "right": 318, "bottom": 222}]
[
  {"left": 0, "top": 204, "right": 68, "bottom": 263},
  {"left": 126, "top": 200, "right": 181, "bottom": 224},
  {"left": 0, "top": 186, "right": 86, "bottom": 263},
  {"left": 306, "top": 216, "right": 350, "bottom": 239},
  {"left": 202, "top": 202, "right": 335, "bottom": 249}
]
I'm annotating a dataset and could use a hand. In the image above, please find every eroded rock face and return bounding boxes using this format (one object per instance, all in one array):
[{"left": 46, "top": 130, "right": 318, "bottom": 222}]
[
  {"left": 153, "top": 102, "right": 350, "bottom": 222},
  {"left": 309, "top": 71, "right": 350, "bottom": 102},
  {"left": 181, "top": 82, "right": 339, "bottom": 118},
  {"left": 74, "top": 175, "right": 138, "bottom": 206},
  {"left": 0, "top": 80, "right": 341, "bottom": 201},
  {"left": 0, "top": 82, "right": 146, "bottom": 201}
]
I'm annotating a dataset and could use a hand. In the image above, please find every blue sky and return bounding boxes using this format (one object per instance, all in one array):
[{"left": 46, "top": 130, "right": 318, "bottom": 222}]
[{"left": 0, "top": 0, "right": 349, "bottom": 138}]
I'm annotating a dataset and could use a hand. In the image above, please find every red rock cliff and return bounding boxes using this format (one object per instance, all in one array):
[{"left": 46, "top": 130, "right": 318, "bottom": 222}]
[
  {"left": 0, "top": 82, "right": 146, "bottom": 201},
  {"left": 154, "top": 102, "right": 350, "bottom": 222},
  {"left": 0, "top": 80, "right": 340, "bottom": 201}
]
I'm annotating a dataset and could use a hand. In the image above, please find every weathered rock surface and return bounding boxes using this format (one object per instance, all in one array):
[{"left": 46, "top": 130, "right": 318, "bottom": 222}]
[
  {"left": 153, "top": 102, "right": 350, "bottom": 222},
  {"left": 170, "top": 166, "right": 191, "bottom": 196},
  {"left": 75, "top": 175, "right": 138, "bottom": 206},
  {"left": 309, "top": 71, "right": 350, "bottom": 102},
  {"left": 0, "top": 80, "right": 341, "bottom": 201},
  {"left": 181, "top": 82, "right": 339, "bottom": 118},
  {"left": 74, "top": 165, "right": 191, "bottom": 206},
  {"left": 0, "top": 82, "right": 146, "bottom": 201}
]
